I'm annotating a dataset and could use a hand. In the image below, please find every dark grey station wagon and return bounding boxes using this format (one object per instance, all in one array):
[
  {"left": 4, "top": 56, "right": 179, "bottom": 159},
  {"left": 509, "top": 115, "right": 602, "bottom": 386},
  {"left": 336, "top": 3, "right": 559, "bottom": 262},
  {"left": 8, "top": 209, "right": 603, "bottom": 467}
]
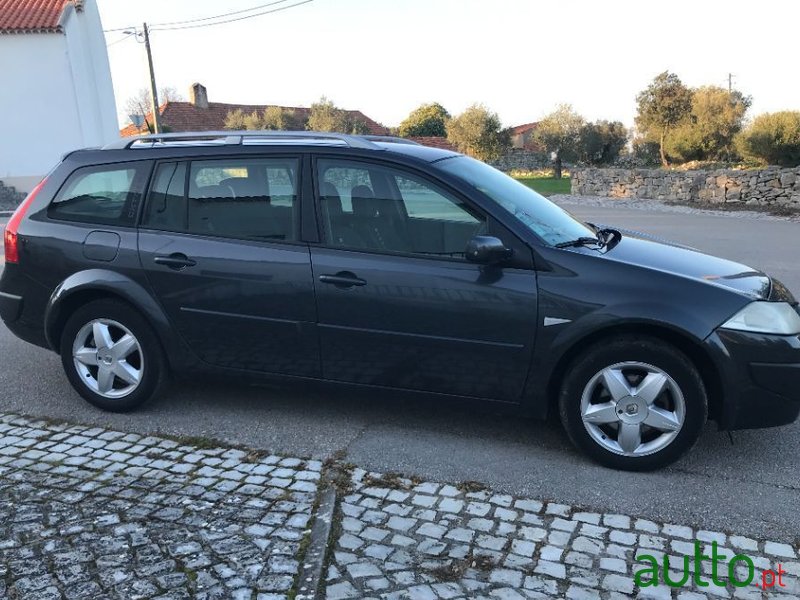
[{"left": 2, "top": 131, "right": 799, "bottom": 470}]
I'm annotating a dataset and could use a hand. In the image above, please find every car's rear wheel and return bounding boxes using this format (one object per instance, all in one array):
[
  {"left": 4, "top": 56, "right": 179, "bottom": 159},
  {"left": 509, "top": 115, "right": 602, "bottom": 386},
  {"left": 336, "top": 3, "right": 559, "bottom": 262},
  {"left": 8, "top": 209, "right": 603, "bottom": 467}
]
[
  {"left": 559, "top": 336, "right": 707, "bottom": 471},
  {"left": 60, "top": 299, "right": 166, "bottom": 412}
]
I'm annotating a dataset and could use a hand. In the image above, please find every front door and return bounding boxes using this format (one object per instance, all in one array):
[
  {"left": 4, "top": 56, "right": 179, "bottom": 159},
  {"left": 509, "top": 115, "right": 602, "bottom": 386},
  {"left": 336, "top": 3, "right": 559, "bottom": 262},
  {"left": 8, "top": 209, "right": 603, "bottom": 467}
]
[
  {"left": 138, "top": 156, "right": 320, "bottom": 377},
  {"left": 310, "top": 157, "right": 538, "bottom": 402}
]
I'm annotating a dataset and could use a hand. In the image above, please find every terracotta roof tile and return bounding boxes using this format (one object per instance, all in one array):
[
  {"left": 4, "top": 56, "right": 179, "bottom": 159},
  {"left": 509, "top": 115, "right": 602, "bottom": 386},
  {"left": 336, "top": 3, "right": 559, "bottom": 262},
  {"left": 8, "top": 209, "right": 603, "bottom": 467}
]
[
  {"left": 510, "top": 122, "right": 538, "bottom": 135},
  {"left": 0, "top": 0, "right": 78, "bottom": 34},
  {"left": 121, "top": 101, "right": 389, "bottom": 137}
]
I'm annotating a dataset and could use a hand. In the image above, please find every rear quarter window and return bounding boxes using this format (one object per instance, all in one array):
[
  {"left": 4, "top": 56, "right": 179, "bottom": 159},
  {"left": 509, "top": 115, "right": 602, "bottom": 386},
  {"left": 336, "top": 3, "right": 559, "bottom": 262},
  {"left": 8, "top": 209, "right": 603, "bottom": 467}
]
[{"left": 49, "top": 162, "right": 150, "bottom": 226}]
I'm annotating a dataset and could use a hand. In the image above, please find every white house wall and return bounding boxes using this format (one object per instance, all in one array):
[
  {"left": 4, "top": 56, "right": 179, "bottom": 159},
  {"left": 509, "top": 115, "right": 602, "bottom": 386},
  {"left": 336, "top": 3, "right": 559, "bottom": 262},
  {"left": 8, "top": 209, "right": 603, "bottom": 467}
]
[{"left": 0, "top": 0, "right": 118, "bottom": 193}]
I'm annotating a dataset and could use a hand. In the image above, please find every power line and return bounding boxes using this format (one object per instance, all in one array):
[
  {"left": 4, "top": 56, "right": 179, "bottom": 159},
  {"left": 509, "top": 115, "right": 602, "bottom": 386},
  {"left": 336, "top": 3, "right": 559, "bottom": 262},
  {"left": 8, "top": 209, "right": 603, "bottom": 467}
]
[
  {"left": 149, "top": 0, "right": 292, "bottom": 28},
  {"left": 103, "top": 24, "right": 135, "bottom": 33},
  {"left": 106, "top": 32, "right": 135, "bottom": 47},
  {"left": 150, "top": 0, "right": 314, "bottom": 31}
]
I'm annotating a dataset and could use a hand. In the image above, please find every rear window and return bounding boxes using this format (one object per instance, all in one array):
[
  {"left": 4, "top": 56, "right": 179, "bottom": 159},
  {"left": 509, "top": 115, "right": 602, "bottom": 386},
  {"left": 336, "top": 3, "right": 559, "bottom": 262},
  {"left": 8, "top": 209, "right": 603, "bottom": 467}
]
[{"left": 49, "top": 162, "right": 149, "bottom": 226}]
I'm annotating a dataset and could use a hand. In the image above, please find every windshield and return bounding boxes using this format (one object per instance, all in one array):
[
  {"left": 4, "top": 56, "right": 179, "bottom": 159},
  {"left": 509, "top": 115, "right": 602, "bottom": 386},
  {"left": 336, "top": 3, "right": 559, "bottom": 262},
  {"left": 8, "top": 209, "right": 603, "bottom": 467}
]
[{"left": 436, "top": 156, "right": 595, "bottom": 246}]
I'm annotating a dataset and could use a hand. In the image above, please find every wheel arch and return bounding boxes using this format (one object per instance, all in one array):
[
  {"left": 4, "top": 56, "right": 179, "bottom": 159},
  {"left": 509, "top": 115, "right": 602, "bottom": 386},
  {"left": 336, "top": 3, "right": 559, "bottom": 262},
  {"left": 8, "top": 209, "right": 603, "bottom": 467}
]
[
  {"left": 545, "top": 323, "right": 723, "bottom": 425},
  {"left": 45, "top": 270, "right": 178, "bottom": 368}
]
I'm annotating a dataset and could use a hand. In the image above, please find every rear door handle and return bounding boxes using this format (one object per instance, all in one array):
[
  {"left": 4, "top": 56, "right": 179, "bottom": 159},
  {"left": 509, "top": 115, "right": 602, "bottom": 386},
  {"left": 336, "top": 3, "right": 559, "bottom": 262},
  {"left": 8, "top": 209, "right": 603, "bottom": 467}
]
[
  {"left": 319, "top": 272, "right": 367, "bottom": 288},
  {"left": 154, "top": 253, "right": 197, "bottom": 270}
]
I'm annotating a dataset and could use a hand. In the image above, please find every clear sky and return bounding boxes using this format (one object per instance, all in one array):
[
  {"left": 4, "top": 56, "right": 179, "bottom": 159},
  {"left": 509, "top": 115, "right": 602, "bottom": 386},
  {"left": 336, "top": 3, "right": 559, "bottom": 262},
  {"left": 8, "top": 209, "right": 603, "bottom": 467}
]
[{"left": 98, "top": 0, "right": 799, "bottom": 130}]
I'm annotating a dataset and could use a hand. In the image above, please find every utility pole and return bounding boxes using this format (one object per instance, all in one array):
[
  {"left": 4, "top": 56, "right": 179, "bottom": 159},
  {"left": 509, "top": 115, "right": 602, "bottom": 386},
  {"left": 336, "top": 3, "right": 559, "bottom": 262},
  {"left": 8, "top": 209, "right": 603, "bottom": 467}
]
[
  {"left": 142, "top": 22, "right": 161, "bottom": 134},
  {"left": 728, "top": 72, "right": 734, "bottom": 94}
]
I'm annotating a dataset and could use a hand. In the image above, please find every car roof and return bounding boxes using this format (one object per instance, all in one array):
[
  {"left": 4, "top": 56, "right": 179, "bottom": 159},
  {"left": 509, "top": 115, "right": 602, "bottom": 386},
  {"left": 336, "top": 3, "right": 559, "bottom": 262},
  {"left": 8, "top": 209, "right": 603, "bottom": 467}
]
[
  {"left": 97, "top": 131, "right": 462, "bottom": 163},
  {"left": 373, "top": 141, "right": 460, "bottom": 162}
]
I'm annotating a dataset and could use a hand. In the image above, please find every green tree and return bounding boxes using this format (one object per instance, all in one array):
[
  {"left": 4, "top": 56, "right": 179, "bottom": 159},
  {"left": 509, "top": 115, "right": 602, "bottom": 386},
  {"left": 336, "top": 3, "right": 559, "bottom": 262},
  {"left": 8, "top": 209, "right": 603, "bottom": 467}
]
[
  {"left": 666, "top": 86, "right": 751, "bottom": 162},
  {"left": 445, "top": 104, "right": 510, "bottom": 162},
  {"left": 398, "top": 102, "right": 451, "bottom": 137},
  {"left": 224, "top": 106, "right": 305, "bottom": 130},
  {"left": 579, "top": 120, "right": 628, "bottom": 165},
  {"left": 532, "top": 104, "right": 585, "bottom": 178},
  {"left": 306, "top": 97, "right": 369, "bottom": 134},
  {"left": 735, "top": 111, "right": 800, "bottom": 167},
  {"left": 635, "top": 71, "right": 693, "bottom": 167}
]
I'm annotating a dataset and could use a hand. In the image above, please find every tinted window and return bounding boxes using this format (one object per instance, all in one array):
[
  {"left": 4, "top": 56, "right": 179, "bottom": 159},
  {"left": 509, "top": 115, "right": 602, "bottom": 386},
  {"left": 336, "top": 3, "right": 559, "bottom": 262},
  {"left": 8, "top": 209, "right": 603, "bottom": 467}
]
[
  {"left": 318, "top": 159, "right": 484, "bottom": 257},
  {"left": 50, "top": 163, "right": 148, "bottom": 226},
  {"left": 143, "top": 162, "right": 187, "bottom": 231},
  {"left": 182, "top": 158, "right": 298, "bottom": 241}
]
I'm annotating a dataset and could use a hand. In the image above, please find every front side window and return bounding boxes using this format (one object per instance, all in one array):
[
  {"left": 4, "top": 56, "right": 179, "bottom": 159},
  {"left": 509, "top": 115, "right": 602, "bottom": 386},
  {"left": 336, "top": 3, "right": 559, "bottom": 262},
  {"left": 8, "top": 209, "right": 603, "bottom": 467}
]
[
  {"left": 318, "top": 159, "right": 485, "bottom": 257},
  {"left": 49, "top": 163, "right": 148, "bottom": 225},
  {"left": 436, "top": 155, "right": 595, "bottom": 246}
]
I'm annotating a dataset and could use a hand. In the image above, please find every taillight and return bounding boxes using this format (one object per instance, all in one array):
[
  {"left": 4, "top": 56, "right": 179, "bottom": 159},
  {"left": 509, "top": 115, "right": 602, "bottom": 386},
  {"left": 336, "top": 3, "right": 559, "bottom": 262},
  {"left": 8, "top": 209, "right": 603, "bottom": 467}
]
[{"left": 4, "top": 177, "right": 46, "bottom": 264}]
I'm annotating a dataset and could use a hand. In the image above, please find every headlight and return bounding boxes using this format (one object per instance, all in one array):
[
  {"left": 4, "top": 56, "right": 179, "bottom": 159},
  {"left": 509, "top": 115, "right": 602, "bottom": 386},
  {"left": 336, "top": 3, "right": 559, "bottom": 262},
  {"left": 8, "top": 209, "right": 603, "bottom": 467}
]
[{"left": 720, "top": 301, "right": 800, "bottom": 335}]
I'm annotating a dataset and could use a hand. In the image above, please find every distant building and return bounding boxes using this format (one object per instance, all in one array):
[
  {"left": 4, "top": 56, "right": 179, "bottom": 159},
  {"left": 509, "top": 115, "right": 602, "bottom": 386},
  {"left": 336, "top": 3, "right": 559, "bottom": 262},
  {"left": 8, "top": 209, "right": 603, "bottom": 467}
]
[
  {"left": 0, "top": 0, "right": 118, "bottom": 193},
  {"left": 509, "top": 122, "right": 542, "bottom": 151},
  {"left": 120, "top": 83, "right": 389, "bottom": 137}
]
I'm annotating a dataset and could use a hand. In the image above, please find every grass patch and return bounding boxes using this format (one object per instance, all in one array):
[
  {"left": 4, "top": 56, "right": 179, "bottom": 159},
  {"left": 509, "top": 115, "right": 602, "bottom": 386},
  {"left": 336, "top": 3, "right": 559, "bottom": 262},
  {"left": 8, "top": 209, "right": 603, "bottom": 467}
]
[{"left": 514, "top": 176, "right": 571, "bottom": 197}]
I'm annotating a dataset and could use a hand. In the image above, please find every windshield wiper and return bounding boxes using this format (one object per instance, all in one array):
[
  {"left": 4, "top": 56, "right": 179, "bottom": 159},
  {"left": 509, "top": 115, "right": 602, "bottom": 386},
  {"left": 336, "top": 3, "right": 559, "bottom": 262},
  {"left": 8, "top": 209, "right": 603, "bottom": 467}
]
[
  {"left": 555, "top": 228, "right": 622, "bottom": 249},
  {"left": 554, "top": 236, "right": 602, "bottom": 249}
]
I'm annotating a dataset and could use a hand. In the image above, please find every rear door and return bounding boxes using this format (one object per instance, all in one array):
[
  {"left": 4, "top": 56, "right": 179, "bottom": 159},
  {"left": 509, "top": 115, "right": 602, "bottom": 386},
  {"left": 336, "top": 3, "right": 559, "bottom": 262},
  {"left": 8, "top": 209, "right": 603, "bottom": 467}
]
[
  {"left": 310, "top": 157, "right": 538, "bottom": 402},
  {"left": 137, "top": 155, "right": 320, "bottom": 377}
]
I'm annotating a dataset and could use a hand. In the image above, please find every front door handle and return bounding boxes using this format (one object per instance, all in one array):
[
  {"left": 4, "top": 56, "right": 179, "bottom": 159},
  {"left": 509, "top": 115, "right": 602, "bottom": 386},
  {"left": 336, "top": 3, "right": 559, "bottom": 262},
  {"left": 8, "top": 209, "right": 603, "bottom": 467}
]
[
  {"left": 319, "top": 272, "right": 367, "bottom": 288},
  {"left": 154, "top": 253, "right": 197, "bottom": 270}
]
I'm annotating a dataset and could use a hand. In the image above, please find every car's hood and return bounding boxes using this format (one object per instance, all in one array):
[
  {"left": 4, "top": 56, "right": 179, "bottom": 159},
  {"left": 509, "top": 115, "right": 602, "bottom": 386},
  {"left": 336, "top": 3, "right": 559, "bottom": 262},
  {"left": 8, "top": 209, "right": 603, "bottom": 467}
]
[{"left": 595, "top": 233, "right": 772, "bottom": 299}]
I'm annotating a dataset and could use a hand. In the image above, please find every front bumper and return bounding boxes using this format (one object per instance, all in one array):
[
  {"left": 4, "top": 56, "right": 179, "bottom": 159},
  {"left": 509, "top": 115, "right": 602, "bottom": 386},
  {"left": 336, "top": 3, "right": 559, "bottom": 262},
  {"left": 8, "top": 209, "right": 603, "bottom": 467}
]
[{"left": 706, "top": 328, "right": 800, "bottom": 430}]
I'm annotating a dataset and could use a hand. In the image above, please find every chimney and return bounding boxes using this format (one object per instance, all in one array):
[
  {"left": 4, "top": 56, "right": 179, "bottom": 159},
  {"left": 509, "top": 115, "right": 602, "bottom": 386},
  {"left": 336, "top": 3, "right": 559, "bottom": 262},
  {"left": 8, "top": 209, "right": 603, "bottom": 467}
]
[{"left": 189, "top": 83, "right": 208, "bottom": 109}]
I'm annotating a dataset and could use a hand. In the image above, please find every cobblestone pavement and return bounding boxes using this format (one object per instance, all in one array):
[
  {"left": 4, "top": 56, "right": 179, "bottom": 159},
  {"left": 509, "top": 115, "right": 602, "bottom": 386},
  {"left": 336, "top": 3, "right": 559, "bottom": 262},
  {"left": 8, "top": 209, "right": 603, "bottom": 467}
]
[
  {"left": 0, "top": 414, "right": 321, "bottom": 599},
  {"left": 2, "top": 411, "right": 799, "bottom": 600},
  {"left": 325, "top": 469, "right": 800, "bottom": 600}
]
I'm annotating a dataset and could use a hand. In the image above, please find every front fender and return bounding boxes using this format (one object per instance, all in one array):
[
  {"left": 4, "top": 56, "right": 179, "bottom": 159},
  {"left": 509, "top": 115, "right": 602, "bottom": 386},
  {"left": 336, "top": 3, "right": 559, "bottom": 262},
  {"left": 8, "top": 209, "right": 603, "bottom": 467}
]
[
  {"left": 44, "top": 269, "right": 177, "bottom": 357},
  {"left": 522, "top": 301, "right": 724, "bottom": 419}
]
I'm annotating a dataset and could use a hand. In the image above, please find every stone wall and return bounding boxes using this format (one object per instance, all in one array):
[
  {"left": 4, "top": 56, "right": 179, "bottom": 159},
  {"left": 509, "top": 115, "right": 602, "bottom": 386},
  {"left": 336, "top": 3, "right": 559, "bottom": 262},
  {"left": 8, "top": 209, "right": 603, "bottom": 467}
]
[
  {"left": 490, "top": 149, "right": 551, "bottom": 172},
  {"left": 0, "top": 181, "right": 26, "bottom": 211},
  {"left": 571, "top": 167, "right": 800, "bottom": 205}
]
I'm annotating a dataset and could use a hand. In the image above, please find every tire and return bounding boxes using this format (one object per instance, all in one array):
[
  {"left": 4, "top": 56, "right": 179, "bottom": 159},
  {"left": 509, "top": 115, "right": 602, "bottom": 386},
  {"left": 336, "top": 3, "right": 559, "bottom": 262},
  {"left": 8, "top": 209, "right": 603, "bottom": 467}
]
[
  {"left": 558, "top": 335, "right": 707, "bottom": 471},
  {"left": 60, "top": 298, "right": 167, "bottom": 412}
]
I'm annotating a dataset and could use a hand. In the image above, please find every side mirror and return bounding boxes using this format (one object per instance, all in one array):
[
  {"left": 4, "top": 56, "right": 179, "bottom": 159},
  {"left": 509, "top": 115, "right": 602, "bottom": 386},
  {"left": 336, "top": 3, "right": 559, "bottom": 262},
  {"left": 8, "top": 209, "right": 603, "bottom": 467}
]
[{"left": 465, "top": 235, "right": 513, "bottom": 264}]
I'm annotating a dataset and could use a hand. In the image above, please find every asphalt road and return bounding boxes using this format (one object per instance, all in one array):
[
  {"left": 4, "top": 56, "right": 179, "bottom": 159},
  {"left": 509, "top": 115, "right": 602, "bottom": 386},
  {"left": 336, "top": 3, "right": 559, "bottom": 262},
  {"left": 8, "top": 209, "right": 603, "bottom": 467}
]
[{"left": 1, "top": 203, "right": 798, "bottom": 543}]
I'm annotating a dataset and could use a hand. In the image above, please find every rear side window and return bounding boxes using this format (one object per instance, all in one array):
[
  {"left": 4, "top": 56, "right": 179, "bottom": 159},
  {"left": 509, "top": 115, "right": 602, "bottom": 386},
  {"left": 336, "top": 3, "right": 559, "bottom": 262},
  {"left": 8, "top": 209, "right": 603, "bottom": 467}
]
[
  {"left": 187, "top": 158, "right": 299, "bottom": 241},
  {"left": 49, "top": 162, "right": 149, "bottom": 226}
]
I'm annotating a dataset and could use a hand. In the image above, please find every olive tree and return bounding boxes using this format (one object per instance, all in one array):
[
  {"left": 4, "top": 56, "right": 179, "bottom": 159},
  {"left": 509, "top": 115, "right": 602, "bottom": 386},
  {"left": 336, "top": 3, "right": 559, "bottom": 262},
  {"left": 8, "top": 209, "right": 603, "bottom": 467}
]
[
  {"left": 445, "top": 104, "right": 510, "bottom": 161},
  {"left": 532, "top": 104, "right": 585, "bottom": 178},
  {"left": 736, "top": 111, "right": 800, "bottom": 167},
  {"left": 635, "top": 72, "right": 693, "bottom": 167},
  {"left": 398, "top": 103, "right": 451, "bottom": 137}
]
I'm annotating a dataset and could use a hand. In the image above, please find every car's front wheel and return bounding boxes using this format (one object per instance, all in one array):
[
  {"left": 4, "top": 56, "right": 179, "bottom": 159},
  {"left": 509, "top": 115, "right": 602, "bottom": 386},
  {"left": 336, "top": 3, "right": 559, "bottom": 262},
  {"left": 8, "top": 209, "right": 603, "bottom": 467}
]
[
  {"left": 559, "top": 335, "right": 707, "bottom": 471},
  {"left": 60, "top": 299, "right": 167, "bottom": 412}
]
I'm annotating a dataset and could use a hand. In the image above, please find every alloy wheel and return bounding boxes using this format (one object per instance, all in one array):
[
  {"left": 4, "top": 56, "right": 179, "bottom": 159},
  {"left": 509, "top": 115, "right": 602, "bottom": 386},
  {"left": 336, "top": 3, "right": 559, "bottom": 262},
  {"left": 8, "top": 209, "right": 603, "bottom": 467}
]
[
  {"left": 72, "top": 318, "right": 144, "bottom": 399},
  {"left": 580, "top": 361, "right": 685, "bottom": 457}
]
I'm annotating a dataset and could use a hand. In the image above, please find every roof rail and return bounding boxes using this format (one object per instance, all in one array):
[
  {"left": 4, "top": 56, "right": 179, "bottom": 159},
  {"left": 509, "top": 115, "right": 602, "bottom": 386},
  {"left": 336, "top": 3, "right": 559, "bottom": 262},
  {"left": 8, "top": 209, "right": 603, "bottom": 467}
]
[
  {"left": 361, "top": 135, "right": 421, "bottom": 146},
  {"left": 103, "top": 130, "right": 382, "bottom": 150}
]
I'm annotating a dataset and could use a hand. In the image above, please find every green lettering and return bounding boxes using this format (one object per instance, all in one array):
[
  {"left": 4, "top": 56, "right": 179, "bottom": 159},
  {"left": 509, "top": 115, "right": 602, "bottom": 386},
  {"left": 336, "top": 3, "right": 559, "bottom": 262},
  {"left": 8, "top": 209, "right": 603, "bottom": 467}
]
[
  {"left": 710, "top": 541, "right": 728, "bottom": 586},
  {"left": 693, "top": 540, "right": 711, "bottom": 587},
  {"left": 635, "top": 554, "right": 660, "bottom": 587},
  {"left": 663, "top": 554, "right": 691, "bottom": 587},
  {"left": 729, "top": 555, "right": 755, "bottom": 588}
]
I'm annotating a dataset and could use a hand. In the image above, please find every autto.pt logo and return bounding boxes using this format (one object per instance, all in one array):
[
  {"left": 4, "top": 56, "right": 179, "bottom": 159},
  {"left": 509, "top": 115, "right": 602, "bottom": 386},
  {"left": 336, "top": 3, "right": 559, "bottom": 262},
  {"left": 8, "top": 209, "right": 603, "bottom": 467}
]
[{"left": 634, "top": 541, "right": 789, "bottom": 589}]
